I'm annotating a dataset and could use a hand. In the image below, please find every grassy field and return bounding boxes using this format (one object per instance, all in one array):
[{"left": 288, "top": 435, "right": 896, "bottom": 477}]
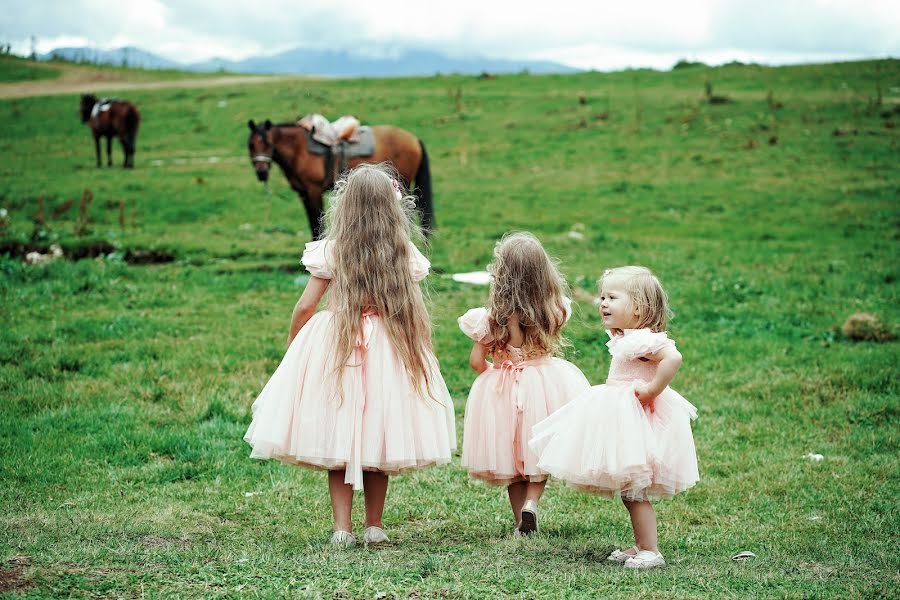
[
  {"left": 0, "top": 57, "right": 61, "bottom": 83},
  {"left": 1, "top": 56, "right": 898, "bottom": 598}
]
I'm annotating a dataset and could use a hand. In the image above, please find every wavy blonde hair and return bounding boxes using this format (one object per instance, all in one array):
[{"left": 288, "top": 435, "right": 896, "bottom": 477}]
[
  {"left": 323, "top": 163, "right": 435, "bottom": 399},
  {"left": 485, "top": 232, "right": 570, "bottom": 356},
  {"left": 600, "top": 266, "right": 672, "bottom": 334}
]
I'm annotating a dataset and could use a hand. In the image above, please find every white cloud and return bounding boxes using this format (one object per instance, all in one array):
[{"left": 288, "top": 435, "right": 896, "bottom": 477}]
[{"left": 1, "top": 0, "right": 897, "bottom": 68}]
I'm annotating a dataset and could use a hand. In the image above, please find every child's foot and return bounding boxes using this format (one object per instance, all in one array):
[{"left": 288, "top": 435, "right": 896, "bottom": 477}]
[
  {"left": 623, "top": 550, "right": 665, "bottom": 569},
  {"left": 519, "top": 500, "right": 539, "bottom": 535},
  {"left": 330, "top": 530, "right": 356, "bottom": 548},
  {"left": 363, "top": 526, "right": 390, "bottom": 546},
  {"left": 607, "top": 546, "right": 638, "bottom": 563}
]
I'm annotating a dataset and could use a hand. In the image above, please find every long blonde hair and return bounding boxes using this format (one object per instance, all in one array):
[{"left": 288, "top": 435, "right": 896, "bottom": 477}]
[
  {"left": 600, "top": 266, "right": 672, "bottom": 334},
  {"left": 323, "top": 163, "right": 434, "bottom": 398},
  {"left": 485, "top": 232, "right": 570, "bottom": 356}
]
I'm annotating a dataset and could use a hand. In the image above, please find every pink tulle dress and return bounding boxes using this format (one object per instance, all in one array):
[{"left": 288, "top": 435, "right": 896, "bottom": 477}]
[
  {"left": 244, "top": 240, "right": 457, "bottom": 490},
  {"left": 530, "top": 329, "right": 698, "bottom": 500},
  {"left": 458, "top": 301, "right": 591, "bottom": 486}
]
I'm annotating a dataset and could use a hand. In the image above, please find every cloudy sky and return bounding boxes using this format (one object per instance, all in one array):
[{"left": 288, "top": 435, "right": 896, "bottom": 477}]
[{"left": 2, "top": 0, "right": 898, "bottom": 70}]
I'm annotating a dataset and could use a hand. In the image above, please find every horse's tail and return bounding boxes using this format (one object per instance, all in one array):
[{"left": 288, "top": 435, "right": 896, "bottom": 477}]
[
  {"left": 123, "top": 105, "right": 140, "bottom": 167},
  {"left": 414, "top": 140, "right": 435, "bottom": 235},
  {"left": 125, "top": 105, "right": 140, "bottom": 138}
]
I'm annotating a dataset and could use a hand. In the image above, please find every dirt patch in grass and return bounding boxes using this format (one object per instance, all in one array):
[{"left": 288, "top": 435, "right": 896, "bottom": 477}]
[
  {"left": 0, "top": 555, "right": 32, "bottom": 594},
  {"left": 0, "top": 240, "right": 176, "bottom": 264},
  {"left": 0, "top": 64, "right": 301, "bottom": 100},
  {"left": 214, "top": 262, "right": 301, "bottom": 274}
]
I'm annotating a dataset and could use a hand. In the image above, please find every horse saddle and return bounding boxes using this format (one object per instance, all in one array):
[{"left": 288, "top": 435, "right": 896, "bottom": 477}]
[
  {"left": 305, "top": 126, "right": 375, "bottom": 158},
  {"left": 90, "top": 99, "right": 117, "bottom": 119},
  {"left": 304, "top": 126, "right": 376, "bottom": 191}
]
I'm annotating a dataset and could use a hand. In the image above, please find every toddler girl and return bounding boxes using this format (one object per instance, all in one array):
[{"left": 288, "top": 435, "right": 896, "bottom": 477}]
[
  {"left": 530, "top": 266, "right": 698, "bottom": 568},
  {"left": 244, "top": 164, "right": 456, "bottom": 547},
  {"left": 459, "top": 232, "right": 590, "bottom": 536}
]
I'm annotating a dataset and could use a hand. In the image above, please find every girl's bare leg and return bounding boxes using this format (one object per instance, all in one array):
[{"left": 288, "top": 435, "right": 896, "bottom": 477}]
[
  {"left": 328, "top": 469, "right": 354, "bottom": 533},
  {"left": 525, "top": 480, "right": 546, "bottom": 505},
  {"left": 507, "top": 481, "right": 527, "bottom": 525},
  {"left": 362, "top": 471, "right": 389, "bottom": 529},
  {"left": 622, "top": 498, "right": 659, "bottom": 553}
]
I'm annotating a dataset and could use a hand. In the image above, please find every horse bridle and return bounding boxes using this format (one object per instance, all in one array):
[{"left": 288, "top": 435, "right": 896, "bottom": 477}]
[{"left": 251, "top": 127, "right": 274, "bottom": 166}]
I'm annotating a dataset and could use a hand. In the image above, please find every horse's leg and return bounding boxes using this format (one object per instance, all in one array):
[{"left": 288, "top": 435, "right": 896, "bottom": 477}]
[
  {"left": 93, "top": 133, "right": 101, "bottom": 167},
  {"left": 124, "top": 106, "right": 138, "bottom": 169},
  {"left": 128, "top": 135, "right": 136, "bottom": 168},
  {"left": 302, "top": 186, "right": 325, "bottom": 239},
  {"left": 120, "top": 137, "right": 132, "bottom": 168},
  {"left": 106, "top": 136, "right": 113, "bottom": 167}
]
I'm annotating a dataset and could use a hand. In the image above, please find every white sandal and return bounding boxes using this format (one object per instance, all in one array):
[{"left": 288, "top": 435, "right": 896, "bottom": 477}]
[
  {"left": 624, "top": 550, "right": 666, "bottom": 569},
  {"left": 607, "top": 547, "right": 637, "bottom": 563},
  {"left": 519, "top": 500, "right": 539, "bottom": 535},
  {"left": 330, "top": 530, "right": 356, "bottom": 548},
  {"left": 363, "top": 526, "right": 390, "bottom": 546}
]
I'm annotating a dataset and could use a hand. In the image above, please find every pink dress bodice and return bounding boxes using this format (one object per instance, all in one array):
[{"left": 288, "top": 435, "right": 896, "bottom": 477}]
[
  {"left": 457, "top": 299, "right": 573, "bottom": 360},
  {"left": 605, "top": 329, "right": 675, "bottom": 385},
  {"left": 607, "top": 354, "right": 660, "bottom": 385},
  {"left": 492, "top": 344, "right": 550, "bottom": 365}
]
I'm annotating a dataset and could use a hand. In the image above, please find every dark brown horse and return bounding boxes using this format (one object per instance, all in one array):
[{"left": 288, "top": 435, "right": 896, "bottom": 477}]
[
  {"left": 247, "top": 119, "right": 434, "bottom": 239},
  {"left": 80, "top": 94, "right": 141, "bottom": 168}
]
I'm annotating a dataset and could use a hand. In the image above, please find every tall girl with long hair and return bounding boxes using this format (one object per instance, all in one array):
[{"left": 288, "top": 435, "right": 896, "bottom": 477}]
[{"left": 244, "top": 164, "right": 456, "bottom": 547}]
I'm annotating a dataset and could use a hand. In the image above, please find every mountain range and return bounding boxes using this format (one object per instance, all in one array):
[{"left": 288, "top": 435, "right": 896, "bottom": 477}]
[{"left": 41, "top": 46, "right": 579, "bottom": 77}]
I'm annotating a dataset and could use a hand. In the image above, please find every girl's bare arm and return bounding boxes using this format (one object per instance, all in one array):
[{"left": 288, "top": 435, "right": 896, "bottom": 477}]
[
  {"left": 634, "top": 345, "right": 682, "bottom": 404},
  {"left": 469, "top": 342, "right": 490, "bottom": 374},
  {"left": 287, "top": 276, "right": 330, "bottom": 346}
]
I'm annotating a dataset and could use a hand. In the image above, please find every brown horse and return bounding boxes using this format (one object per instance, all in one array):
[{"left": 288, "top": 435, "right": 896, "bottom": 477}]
[
  {"left": 247, "top": 119, "right": 434, "bottom": 239},
  {"left": 80, "top": 94, "right": 141, "bottom": 168}
]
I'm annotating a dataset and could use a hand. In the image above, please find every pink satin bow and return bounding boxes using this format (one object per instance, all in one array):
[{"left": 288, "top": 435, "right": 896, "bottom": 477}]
[
  {"left": 496, "top": 360, "right": 527, "bottom": 408},
  {"left": 356, "top": 308, "right": 377, "bottom": 350}
]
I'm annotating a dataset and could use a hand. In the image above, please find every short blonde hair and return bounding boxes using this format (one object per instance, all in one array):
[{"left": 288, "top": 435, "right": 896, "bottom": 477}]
[{"left": 600, "top": 266, "right": 672, "bottom": 333}]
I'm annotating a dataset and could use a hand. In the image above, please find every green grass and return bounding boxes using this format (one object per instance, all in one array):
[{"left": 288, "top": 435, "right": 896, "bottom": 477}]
[
  {"left": 1, "top": 58, "right": 898, "bottom": 598},
  {"left": 0, "top": 56, "right": 60, "bottom": 83}
]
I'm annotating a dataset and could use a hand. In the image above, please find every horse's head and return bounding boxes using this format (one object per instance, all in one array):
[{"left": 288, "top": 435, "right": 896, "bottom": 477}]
[
  {"left": 80, "top": 94, "right": 97, "bottom": 123},
  {"left": 247, "top": 119, "right": 275, "bottom": 183}
]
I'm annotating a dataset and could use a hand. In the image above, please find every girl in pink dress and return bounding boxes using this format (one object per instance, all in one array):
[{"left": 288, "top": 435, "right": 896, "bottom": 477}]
[
  {"left": 244, "top": 164, "right": 456, "bottom": 547},
  {"left": 530, "top": 266, "right": 698, "bottom": 569},
  {"left": 459, "top": 232, "right": 591, "bottom": 536}
]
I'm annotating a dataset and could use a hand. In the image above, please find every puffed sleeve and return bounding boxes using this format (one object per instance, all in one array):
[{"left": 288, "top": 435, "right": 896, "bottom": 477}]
[
  {"left": 458, "top": 307, "right": 493, "bottom": 344},
  {"left": 300, "top": 239, "right": 334, "bottom": 279},
  {"left": 607, "top": 329, "right": 675, "bottom": 359},
  {"left": 408, "top": 242, "right": 431, "bottom": 282}
]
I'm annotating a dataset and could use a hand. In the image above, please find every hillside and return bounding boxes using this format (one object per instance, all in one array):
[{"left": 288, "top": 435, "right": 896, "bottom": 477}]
[{"left": 41, "top": 45, "right": 577, "bottom": 76}]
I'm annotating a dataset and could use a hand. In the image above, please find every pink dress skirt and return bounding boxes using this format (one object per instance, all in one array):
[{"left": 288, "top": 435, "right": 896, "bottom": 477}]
[{"left": 459, "top": 305, "right": 590, "bottom": 486}]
